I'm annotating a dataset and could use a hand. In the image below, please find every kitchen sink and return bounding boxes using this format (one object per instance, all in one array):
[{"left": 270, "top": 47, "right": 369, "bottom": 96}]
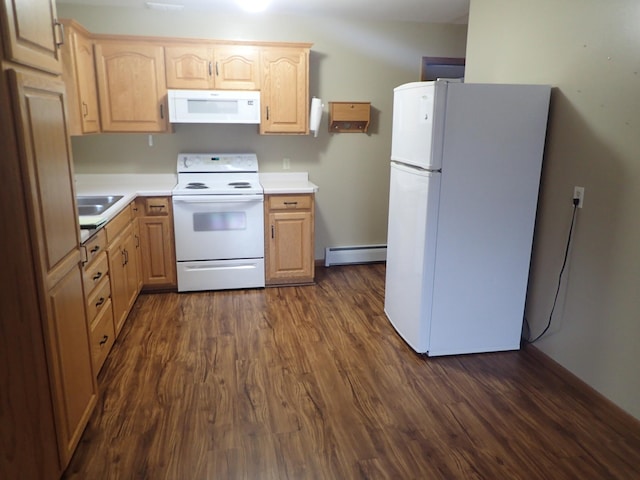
[{"left": 77, "top": 195, "right": 123, "bottom": 216}]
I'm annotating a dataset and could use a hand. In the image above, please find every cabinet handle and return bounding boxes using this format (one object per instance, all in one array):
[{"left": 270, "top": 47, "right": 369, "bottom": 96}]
[
  {"left": 54, "top": 19, "right": 65, "bottom": 48},
  {"left": 124, "top": 249, "right": 129, "bottom": 265},
  {"left": 90, "top": 245, "right": 100, "bottom": 254},
  {"left": 215, "top": 61, "right": 219, "bottom": 76},
  {"left": 208, "top": 61, "right": 213, "bottom": 76},
  {"left": 284, "top": 201, "right": 298, "bottom": 206},
  {"left": 135, "top": 235, "right": 140, "bottom": 248},
  {"left": 160, "top": 104, "right": 164, "bottom": 119},
  {"left": 99, "top": 335, "right": 109, "bottom": 346},
  {"left": 82, "top": 101, "right": 89, "bottom": 118},
  {"left": 266, "top": 106, "right": 270, "bottom": 120},
  {"left": 81, "top": 245, "right": 88, "bottom": 266},
  {"left": 121, "top": 250, "right": 127, "bottom": 266},
  {"left": 149, "top": 204, "right": 165, "bottom": 209},
  {"left": 271, "top": 225, "right": 275, "bottom": 239},
  {"left": 92, "top": 271, "right": 103, "bottom": 281},
  {"left": 95, "top": 297, "right": 105, "bottom": 308}
]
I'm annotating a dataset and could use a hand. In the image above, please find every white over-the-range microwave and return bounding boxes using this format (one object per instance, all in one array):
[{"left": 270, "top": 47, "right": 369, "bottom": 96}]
[{"left": 167, "top": 89, "right": 261, "bottom": 124}]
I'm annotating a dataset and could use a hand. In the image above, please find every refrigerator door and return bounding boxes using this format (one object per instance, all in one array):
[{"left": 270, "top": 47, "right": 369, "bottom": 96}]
[
  {"left": 384, "top": 161, "right": 441, "bottom": 353},
  {"left": 391, "top": 81, "right": 446, "bottom": 170},
  {"left": 427, "top": 83, "right": 551, "bottom": 356}
]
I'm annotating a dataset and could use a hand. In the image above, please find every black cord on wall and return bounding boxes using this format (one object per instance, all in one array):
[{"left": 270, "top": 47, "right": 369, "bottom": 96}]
[{"left": 526, "top": 199, "right": 579, "bottom": 344}]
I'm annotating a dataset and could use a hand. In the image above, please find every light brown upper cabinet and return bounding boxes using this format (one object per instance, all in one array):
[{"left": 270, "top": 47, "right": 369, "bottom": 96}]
[
  {"left": 0, "top": 0, "right": 63, "bottom": 74},
  {"left": 260, "top": 46, "right": 310, "bottom": 134},
  {"left": 165, "top": 43, "right": 260, "bottom": 90},
  {"left": 61, "top": 20, "right": 100, "bottom": 135},
  {"left": 94, "top": 40, "right": 169, "bottom": 133}
]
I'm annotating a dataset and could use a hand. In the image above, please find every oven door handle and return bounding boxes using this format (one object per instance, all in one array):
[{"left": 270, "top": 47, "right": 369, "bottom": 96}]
[{"left": 173, "top": 195, "right": 264, "bottom": 204}]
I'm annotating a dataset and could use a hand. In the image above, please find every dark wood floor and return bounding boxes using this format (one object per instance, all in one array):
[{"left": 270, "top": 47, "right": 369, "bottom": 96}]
[{"left": 63, "top": 264, "right": 640, "bottom": 479}]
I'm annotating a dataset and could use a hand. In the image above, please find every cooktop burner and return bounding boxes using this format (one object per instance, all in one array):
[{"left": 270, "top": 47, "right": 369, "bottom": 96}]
[{"left": 186, "top": 182, "right": 208, "bottom": 189}]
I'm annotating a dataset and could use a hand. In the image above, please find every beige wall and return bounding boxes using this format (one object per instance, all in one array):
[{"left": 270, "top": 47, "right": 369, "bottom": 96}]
[
  {"left": 57, "top": 4, "right": 467, "bottom": 259},
  {"left": 466, "top": 0, "right": 640, "bottom": 419}
]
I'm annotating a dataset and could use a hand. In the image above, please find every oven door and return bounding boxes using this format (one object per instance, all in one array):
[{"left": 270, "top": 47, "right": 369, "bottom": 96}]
[{"left": 173, "top": 194, "right": 264, "bottom": 261}]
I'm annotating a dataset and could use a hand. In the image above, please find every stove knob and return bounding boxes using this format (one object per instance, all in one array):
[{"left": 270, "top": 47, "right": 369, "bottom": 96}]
[{"left": 182, "top": 156, "right": 191, "bottom": 168}]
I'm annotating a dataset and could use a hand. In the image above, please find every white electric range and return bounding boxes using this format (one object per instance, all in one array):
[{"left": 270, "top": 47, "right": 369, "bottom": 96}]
[{"left": 172, "top": 153, "right": 265, "bottom": 292}]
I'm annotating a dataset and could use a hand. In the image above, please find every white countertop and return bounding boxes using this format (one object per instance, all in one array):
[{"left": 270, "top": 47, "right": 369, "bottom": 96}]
[
  {"left": 75, "top": 172, "right": 317, "bottom": 242},
  {"left": 259, "top": 172, "right": 319, "bottom": 194},
  {"left": 76, "top": 174, "right": 177, "bottom": 241},
  {"left": 75, "top": 173, "right": 177, "bottom": 197}
]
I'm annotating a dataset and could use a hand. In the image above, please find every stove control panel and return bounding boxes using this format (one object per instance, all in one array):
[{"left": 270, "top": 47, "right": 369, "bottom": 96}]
[{"left": 178, "top": 153, "right": 258, "bottom": 173}]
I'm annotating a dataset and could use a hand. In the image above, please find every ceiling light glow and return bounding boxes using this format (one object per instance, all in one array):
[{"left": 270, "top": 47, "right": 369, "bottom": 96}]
[
  {"left": 236, "top": 0, "right": 271, "bottom": 13},
  {"left": 145, "top": 2, "right": 184, "bottom": 11}
]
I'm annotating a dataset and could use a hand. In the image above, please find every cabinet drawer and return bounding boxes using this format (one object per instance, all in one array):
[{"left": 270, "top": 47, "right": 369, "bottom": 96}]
[
  {"left": 86, "top": 275, "right": 111, "bottom": 321},
  {"left": 268, "top": 195, "right": 312, "bottom": 210},
  {"left": 105, "top": 203, "right": 132, "bottom": 243},
  {"left": 137, "top": 196, "right": 170, "bottom": 216},
  {"left": 83, "top": 251, "right": 109, "bottom": 295},
  {"left": 89, "top": 299, "right": 115, "bottom": 373},
  {"left": 82, "top": 229, "right": 107, "bottom": 266}
]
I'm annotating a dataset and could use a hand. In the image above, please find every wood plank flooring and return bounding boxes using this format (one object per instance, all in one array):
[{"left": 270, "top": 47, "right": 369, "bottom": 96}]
[{"left": 63, "top": 264, "right": 640, "bottom": 479}]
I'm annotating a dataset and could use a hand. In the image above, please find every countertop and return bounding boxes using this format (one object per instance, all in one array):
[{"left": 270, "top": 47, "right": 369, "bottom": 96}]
[
  {"left": 75, "top": 172, "right": 318, "bottom": 242},
  {"left": 76, "top": 173, "right": 177, "bottom": 242},
  {"left": 259, "top": 172, "right": 319, "bottom": 194}
]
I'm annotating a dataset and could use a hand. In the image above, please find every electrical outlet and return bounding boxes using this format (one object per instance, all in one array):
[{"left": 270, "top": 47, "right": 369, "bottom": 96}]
[
  {"left": 573, "top": 186, "right": 585, "bottom": 208},
  {"left": 283, "top": 158, "right": 290, "bottom": 170}
]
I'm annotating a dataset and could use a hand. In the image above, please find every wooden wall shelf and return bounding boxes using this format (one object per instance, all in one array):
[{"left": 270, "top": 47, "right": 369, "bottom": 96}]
[{"left": 329, "top": 102, "right": 370, "bottom": 133}]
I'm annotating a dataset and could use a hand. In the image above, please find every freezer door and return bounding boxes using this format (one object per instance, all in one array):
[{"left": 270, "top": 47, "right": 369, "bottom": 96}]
[
  {"left": 391, "top": 81, "right": 446, "bottom": 170},
  {"left": 384, "top": 161, "right": 441, "bottom": 353}
]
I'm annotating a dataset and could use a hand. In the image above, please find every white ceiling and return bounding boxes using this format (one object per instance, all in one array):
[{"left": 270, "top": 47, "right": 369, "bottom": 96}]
[{"left": 58, "top": 0, "right": 470, "bottom": 24}]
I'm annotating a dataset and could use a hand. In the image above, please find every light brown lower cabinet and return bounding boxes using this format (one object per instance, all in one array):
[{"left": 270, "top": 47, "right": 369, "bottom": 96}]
[
  {"left": 106, "top": 204, "right": 141, "bottom": 335},
  {"left": 6, "top": 66, "right": 98, "bottom": 476},
  {"left": 44, "top": 261, "right": 98, "bottom": 466},
  {"left": 265, "top": 193, "right": 315, "bottom": 285},
  {"left": 135, "top": 196, "right": 177, "bottom": 290},
  {"left": 81, "top": 229, "right": 115, "bottom": 374}
]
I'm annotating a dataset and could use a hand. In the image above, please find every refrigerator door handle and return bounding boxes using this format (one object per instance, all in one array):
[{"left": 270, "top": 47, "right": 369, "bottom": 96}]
[{"left": 391, "top": 160, "right": 441, "bottom": 174}]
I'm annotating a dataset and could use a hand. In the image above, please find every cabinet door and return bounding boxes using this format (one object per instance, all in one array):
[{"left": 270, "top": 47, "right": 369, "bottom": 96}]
[
  {"left": 165, "top": 45, "right": 215, "bottom": 89},
  {"left": 62, "top": 21, "right": 100, "bottom": 135},
  {"left": 0, "top": 0, "right": 62, "bottom": 73},
  {"left": 213, "top": 45, "right": 260, "bottom": 90},
  {"left": 94, "top": 41, "right": 168, "bottom": 132},
  {"left": 138, "top": 216, "right": 177, "bottom": 288},
  {"left": 44, "top": 263, "right": 98, "bottom": 465},
  {"left": 126, "top": 221, "right": 142, "bottom": 302},
  {"left": 9, "top": 70, "right": 79, "bottom": 276},
  {"left": 0, "top": 67, "right": 60, "bottom": 480},
  {"left": 260, "top": 46, "right": 309, "bottom": 134},
  {"left": 266, "top": 210, "right": 314, "bottom": 283},
  {"left": 107, "top": 231, "right": 128, "bottom": 335},
  {"left": 108, "top": 222, "right": 140, "bottom": 335}
]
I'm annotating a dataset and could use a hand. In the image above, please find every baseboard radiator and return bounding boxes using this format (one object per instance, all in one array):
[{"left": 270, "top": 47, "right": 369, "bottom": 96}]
[{"left": 324, "top": 244, "right": 387, "bottom": 267}]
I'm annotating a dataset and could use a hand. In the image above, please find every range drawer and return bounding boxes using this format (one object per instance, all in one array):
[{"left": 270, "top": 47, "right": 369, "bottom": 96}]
[
  {"left": 89, "top": 299, "right": 115, "bottom": 373},
  {"left": 86, "top": 275, "right": 111, "bottom": 321},
  {"left": 83, "top": 251, "right": 109, "bottom": 295}
]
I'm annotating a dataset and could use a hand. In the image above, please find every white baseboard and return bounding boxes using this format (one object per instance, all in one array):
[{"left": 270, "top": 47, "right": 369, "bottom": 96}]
[{"left": 324, "top": 244, "right": 387, "bottom": 267}]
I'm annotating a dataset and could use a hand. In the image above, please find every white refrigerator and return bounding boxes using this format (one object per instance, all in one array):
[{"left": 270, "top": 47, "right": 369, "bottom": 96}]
[{"left": 384, "top": 80, "right": 551, "bottom": 356}]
